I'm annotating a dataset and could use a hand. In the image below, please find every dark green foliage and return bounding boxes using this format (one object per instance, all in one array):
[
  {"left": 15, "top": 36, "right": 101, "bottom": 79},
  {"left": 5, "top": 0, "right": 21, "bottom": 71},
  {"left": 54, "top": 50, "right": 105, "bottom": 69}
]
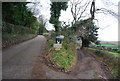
[
  {"left": 76, "top": 19, "right": 99, "bottom": 47},
  {"left": 38, "top": 24, "right": 44, "bottom": 34},
  {"left": 117, "top": 70, "right": 120, "bottom": 78},
  {"left": 31, "top": 26, "right": 39, "bottom": 31},
  {"left": 2, "top": 33, "right": 37, "bottom": 48},
  {"left": 82, "top": 38, "right": 90, "bottom": 47},
  {"left": 2, "top": 22, "right": 37, "bottom": 48},
  {"left": 2, "top": 2, "right": 46, "bottom": 35},
  {"left": 50, "top": 2, "right": 68, "bottom": 19},
  {"left": 94, "top": 50, "right": 103, "bottom": 57},
  {"left": 95, "top": 40, "right": 101, "bottom": 45},
  {"left": 49, "top": 2, "right": 68, "bottom": 34},
  {"left": 49, "top": 18, "right": 60, "bottom": 34},
  {"left": 60, "top": 18, "right": 99, "bottom": 47},
  {"left": 2, "top": 2, "right": 37, "bottom": 27},
  {"left": 63, "top": 41, "right": 68, "bottom": 50},
  {"left": 2, "top": 22, "right": 36, "bottom": 35}
]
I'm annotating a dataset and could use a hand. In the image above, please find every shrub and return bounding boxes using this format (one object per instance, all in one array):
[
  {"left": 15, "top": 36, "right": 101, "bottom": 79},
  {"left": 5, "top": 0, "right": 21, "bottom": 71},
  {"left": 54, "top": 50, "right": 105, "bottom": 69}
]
[{"left": 63, "top": 41, "right": 68, "bottom": 50}]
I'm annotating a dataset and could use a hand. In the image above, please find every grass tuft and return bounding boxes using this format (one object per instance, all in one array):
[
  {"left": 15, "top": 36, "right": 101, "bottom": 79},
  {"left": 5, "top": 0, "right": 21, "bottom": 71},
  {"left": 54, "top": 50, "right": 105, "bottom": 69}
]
[{"left": 46, "top": 39, "right": 77, "bottom": 72}]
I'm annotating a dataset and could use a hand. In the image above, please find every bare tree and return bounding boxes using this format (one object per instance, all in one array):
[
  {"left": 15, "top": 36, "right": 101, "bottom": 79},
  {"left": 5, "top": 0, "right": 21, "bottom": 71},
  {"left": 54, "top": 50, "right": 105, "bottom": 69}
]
[
  {"left": 70, "top": 0, "right": 118, "bottom": 24},
  {"left": 38, "top": 15, "right": 47, "bottom": 25},
  {"left": 95, "top": 0, "right": 118, "bottom": 19},
  {"left": 96, "top": 8, "right": 118, "bottom": 19},
  {"left": 27, "top": 1, "right": 51, "bottom": 28},
  {"left": 70, "top": 0, "right": 93, "bottom": 24}
]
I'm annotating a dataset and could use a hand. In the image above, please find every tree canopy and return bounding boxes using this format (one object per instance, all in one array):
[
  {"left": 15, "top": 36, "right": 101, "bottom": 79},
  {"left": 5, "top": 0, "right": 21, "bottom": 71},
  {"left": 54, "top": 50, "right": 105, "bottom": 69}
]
[
  {"left": 49, "top": 2, "right": 68, "bottom": 35},
  {"left": 79, "top": 19, "right": 99, "bottom": 47},
  {"left": 2, "top": 2, "right": 37, "bottom": 28}
]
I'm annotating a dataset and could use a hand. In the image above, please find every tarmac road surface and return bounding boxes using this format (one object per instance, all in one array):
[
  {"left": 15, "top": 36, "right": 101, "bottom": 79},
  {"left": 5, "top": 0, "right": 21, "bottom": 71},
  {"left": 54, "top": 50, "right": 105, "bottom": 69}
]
[{"left": 3, "top": 35, "right": 46, "bottom": 79}]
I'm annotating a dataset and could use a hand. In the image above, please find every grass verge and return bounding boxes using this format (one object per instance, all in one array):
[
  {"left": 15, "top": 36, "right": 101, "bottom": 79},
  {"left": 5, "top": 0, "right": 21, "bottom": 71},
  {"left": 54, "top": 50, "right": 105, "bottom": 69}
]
[
  {"left": 87, "top": 48, "right": 120, "bottom": 58},
  {"left": 85, "top": 47, "right": 120, "bottom": 79},
  {"left": 45, "top": 38, "right": 77, "bottom": 72}
]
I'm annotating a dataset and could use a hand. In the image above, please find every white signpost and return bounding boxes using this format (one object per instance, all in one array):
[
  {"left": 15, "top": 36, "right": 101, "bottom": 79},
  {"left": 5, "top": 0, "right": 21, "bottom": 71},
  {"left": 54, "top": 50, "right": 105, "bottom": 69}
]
[
  {"left": 53, "top": 44, "right": 62, "bottom": 50},
  {"left": 54, "top": 35, "right": 64, "bottom": 50}
]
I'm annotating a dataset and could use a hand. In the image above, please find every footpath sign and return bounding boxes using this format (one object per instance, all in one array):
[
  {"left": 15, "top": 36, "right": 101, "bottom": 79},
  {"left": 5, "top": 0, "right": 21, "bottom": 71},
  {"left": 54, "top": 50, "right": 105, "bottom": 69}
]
[
  {"left": 53, "top": 44, "right": 62, "bottom": 50},
  {"left": 54, "top": 35, "right": 64, "bottom": 50}
]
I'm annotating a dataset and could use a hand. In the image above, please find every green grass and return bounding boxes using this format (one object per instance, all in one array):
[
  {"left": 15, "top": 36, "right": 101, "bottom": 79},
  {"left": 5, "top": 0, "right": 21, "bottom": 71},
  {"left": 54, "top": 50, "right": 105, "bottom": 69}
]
[
  {"left": 87, "top": 48, "right": 120, "bottom": 58},
  {"left": 111, "top": 69, "right": 118, "bottom": 77},
  {"left": 103, "top": 51, "right": 120, "bottom": 57},
  {"left": 49, "top": 47, "right": 76, "bottom": 71},
  {"left": 97, "top": 44, "right": 119, "bottom": 50},
  {"left": 46, "top": 39, "right": 77, "bottom": 71},
  {"left": 100, "top": 44, "right": 115, "bottom": 46}
]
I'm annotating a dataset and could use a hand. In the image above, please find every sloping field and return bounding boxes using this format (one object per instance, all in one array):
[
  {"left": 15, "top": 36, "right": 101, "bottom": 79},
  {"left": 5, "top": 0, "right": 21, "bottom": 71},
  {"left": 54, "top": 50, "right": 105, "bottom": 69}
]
[
  {"left": 100, "top": 41, "right": 120, "bottom": 51},
  {"left": 100, "top": 41, "right": 119, "bottom": 46}
]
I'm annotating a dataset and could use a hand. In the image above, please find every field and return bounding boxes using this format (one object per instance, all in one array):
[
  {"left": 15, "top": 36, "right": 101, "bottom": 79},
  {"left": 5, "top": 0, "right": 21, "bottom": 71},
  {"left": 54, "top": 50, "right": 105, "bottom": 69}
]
[
  {"left": 100, "top": 41, "right": 119, "bottom": 45},
  {"left": 90, "top": 41, "right": 120, "bottom": 58},
  {"left": 98, "top": 41, "right": 120, "bottom": 51},
  {"left": 87, "top": 41, "right": 120, "bottom": 78}
]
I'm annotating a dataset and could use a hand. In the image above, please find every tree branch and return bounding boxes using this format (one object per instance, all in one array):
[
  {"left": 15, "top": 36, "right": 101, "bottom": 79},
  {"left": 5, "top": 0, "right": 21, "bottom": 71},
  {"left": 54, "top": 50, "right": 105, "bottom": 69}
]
[
  {"left": 96, "top": 8, "right": 118, "bottom": 18},
  {"left": 77, "top": 0, "right": 91, "bottom": 21}
]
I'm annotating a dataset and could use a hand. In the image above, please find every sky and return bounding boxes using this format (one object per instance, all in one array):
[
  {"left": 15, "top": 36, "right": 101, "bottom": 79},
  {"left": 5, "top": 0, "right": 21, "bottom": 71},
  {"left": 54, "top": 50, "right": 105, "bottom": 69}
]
[
  {"left": 95, "top": 0, "right": 118, "bottom": 41},
  {"left": 27, "top": 0, "right": 119, "bottom": 41}
]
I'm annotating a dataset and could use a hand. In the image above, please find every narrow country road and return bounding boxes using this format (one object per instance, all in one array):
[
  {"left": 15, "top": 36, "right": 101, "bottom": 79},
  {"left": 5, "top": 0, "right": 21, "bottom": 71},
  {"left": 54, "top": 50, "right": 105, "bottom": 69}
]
[
  {"left": 3, "top": 35, "right": 46, "bottom": 79},
  {"left": 2, "top": 35, "right": 113, "bottom": 79}
]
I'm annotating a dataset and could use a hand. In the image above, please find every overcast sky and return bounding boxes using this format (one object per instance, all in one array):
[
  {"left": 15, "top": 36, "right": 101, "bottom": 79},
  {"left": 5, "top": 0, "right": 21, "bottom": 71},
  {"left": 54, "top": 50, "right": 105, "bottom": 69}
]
[{"left": 27, "top": 0, "right": 119, "bottom": 41}]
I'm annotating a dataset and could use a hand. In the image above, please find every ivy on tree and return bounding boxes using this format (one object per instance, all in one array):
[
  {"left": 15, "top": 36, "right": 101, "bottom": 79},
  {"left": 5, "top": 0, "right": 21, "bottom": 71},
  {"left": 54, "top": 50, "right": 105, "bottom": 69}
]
[{"left": 49, "top": 2, "right": 68, "bottom": 35}]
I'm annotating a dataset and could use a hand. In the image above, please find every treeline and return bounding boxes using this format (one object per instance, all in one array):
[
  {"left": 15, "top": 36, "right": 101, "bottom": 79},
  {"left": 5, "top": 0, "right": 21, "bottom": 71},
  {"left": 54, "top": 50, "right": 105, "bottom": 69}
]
[
  {"left": 2, "top": 2, "right": 43, "bottom": 48},
  {"left": 2, "top": 2, "right": 37, "bottom": 28},
  {"left": 60, "top": 19, "right": 99, "bottom": 47},
  {"left": 49, "top": 2, "right": 99, "bottom": 47}
]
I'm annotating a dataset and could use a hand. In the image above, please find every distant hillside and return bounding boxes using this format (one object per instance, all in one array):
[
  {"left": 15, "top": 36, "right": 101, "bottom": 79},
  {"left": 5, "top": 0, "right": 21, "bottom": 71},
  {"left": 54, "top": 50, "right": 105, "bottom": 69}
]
[{"left": 100, "top": 41, "right": 119, "bottom": 46}]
